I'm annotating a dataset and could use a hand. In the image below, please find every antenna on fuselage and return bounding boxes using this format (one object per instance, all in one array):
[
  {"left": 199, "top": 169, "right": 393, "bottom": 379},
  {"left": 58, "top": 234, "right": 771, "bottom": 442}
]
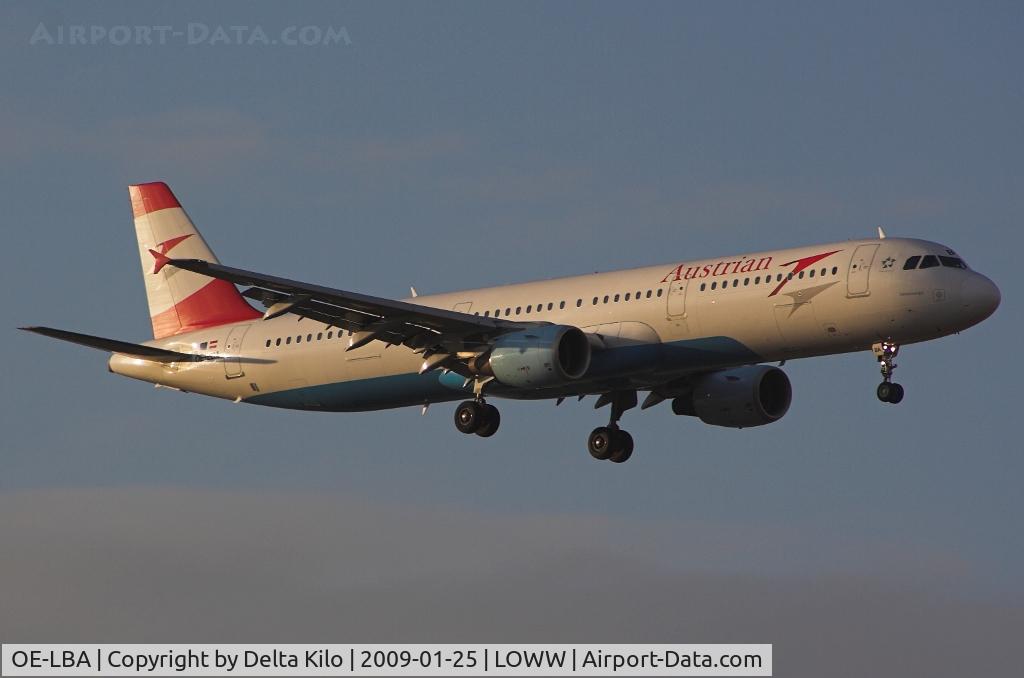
[
  {"left": 410, "top": 286, "right": 418, "bottom": 297},
  {"left": 877, "top": 226, "right": 887, "bottom": 239}
]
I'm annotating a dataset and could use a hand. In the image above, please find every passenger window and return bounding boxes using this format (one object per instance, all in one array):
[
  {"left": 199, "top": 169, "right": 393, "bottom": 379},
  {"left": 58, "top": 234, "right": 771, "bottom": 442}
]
[
  {"left": 831, "top": 267, "right": 838, "bottom": 275},
  {"left": 515, "top": 306, "right": 522, "bottom": 315},
  {"left": 576, "top": 299, "right": 582, "bottom": 307},
  {"left": 657, "top": 288, "right": 663, "bottom": 297},
  {"left": 327, "top": 331, "right": 333, "bottom": 339},
  {"left": 265, "top": 339, "right": 271, "bottom": 347},
  {"left": 317, "top": 332, "right": 323, "bottom": 341},
  {"left": 903, "top": 256, "right": 921, "bottom": 270},
  {"left": 744, "top": 278, "right": 750, "bottom": 285},
  {"left": 798, "top": 271, "right": 804, "bottom": 279},
  {"left": 700, "top": 283, "right": 706, "bottom": 291},
  {"left": 636, "top": 290, "right": 642, "bottom": 298},
  {"left": 276, "top": 338, "right": 281, "bottom": 346},
  {"left": 919, "top": 255, "right": 940, "bottom": 269},
  {"left": 286, "top": 337, "right": 291, "bottom": 345},
  {"left": 755, "top": 276, "right": 760, "bottom": 284},
  {"left": 603, "top": 295, "right": 609, "bottom": 303},
  {"left": 592, "top": 297, "right": 598, "bottom": 305},
  {"left": 939, "top": 256, "right": 967, "bottom": 269},
  {"left": 732, "top": 279, "right": 738, "bottom": 287},
  {"left": 711, "top": 282, "right": 717, "bottom": 290},
  {"left": 559, "top": 301, "right": 565, "bottom": 309},
  {"left": 809, "top": 269, "right": 815, "bottom": 278},
  {"left": 307, "top": 334, "right": 312, "bottom": 342},
  {"left": 526, "top": 305, "right": 532, "bottom": 313},
  {"left": 549, "top": 302, "right": 555, "bottom": 310},
  {"left": 625, "top": 293, "right": 631, "bottom": 301},
  {"left": 646, "top": 290, "right": 652, "bottom": 298},
  {"left": 613, "top": 294, "right": 620, "bottom": 302},
  {"left": 506, "top": 308, "right": 511, "bottom": 315},
  {"left": 296, "top": 335, "right": 302, "bottom": 344},
  {"left": 777, "top": 274, "right": 783, "bottom": 282},
  {"left": 820, "top": 268, "right": 826, "bottom": 276}
]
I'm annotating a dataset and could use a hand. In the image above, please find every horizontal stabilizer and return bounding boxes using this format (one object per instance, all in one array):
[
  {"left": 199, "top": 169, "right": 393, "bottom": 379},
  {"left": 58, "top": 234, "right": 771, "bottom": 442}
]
[{"left": 19, "top": 326, "right": 215, "bottom": 363}]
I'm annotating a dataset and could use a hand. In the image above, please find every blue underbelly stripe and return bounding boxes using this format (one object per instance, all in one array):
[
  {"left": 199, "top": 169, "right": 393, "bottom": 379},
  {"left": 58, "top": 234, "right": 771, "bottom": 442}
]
[{"left": 246, "top": 336, "right": 761, "bottom": 412}]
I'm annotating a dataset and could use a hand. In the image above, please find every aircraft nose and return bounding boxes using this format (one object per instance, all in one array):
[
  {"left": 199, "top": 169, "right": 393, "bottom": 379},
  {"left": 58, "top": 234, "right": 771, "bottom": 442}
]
[{"left": 960, "top": 273, "right": 1001, "bottom": 323}]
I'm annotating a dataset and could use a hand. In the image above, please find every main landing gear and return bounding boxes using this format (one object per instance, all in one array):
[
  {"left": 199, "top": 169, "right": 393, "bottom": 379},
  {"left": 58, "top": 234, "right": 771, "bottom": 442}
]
[
  {"left": 588, "top": 391, "right": 636, "bottom": 463},
  {"left": 873, "top": 341, "right": 905, "bottom": 404},
  {"left": 454, "top": 399, "right": 501, "bottom": 437}
]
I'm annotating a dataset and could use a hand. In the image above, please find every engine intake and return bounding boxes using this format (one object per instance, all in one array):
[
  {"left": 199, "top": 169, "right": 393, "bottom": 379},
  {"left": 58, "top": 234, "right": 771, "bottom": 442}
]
[
  {"left": 673, "top": 365, "right": 792, "bottom": 428},
  {"left": 486, "top": 325, "right": 591, "bottom": 388}
]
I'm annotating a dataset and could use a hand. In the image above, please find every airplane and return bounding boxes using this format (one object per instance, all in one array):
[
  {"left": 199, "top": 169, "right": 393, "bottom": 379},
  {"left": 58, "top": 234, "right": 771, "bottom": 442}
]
[{"left": 22, "top": 182, "right": 1000, "bottom": 463}]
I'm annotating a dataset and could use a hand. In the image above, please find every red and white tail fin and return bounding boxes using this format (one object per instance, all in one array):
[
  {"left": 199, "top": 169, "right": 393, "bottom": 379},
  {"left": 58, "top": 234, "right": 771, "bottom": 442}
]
[{"left": 129, "top": 182, "right": 260, "bottom": 339}]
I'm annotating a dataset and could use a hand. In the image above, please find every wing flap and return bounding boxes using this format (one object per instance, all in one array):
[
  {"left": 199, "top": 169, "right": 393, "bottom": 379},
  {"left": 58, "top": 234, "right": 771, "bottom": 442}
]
[{"left": 19, "top": 326, "right": 215, "bottom": 363}]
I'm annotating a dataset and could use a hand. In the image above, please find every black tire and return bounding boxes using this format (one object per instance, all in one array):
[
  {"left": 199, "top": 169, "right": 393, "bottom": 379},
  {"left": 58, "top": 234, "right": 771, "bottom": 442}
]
[
  {"left": 454, "top": 400, "right": 483, "bottom": 434},
  {"left": 588, "top": 427, "right": 616, "bottom": 460},
  {"left": 609, "top": 430, "right": 634, "bottom": 464},
  {"left": 877, "top": 382, "right": 893, "bottom": 403},
  {"left": 888, "top": 383, "right": 904, "bottom": 404},
  {"left": 476, "top": 404, "right": 501, "bottom": 437}
]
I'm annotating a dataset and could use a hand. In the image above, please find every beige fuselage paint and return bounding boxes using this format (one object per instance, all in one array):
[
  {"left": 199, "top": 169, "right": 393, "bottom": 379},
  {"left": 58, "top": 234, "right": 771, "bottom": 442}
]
[{"left": 108, "top": 237, "right": 988, "bottom": 409}]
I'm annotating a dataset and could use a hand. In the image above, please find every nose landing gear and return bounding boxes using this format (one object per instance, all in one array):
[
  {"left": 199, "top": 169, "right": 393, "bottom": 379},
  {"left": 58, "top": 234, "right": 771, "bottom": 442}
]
[{"left": 873, "top": 341, "right": 905, "bottom": 404}]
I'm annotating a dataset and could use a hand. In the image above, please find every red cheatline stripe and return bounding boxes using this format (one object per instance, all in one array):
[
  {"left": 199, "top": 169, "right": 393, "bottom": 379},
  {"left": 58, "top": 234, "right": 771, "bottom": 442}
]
[{"left": 129, "top": 182, "right": 181, "bottom": 218}]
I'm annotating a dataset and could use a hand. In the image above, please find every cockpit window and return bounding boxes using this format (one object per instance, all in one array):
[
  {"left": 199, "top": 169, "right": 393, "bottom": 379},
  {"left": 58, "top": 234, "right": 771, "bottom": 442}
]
[
  {"left": 939, "top": 256, "right": 968, "bottom": 269},
  {"left": 903, "top": 256, "right": 921, "bottom": 270},
  {"left": 919, "top": 255, "right": 940, "bottom": 269}
]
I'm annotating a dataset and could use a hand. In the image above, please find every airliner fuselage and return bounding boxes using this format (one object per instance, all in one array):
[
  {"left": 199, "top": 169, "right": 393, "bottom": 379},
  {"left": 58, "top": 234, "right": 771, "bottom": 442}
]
[{"left": 111, "top": 237, "right": 997, "bottom": 410}]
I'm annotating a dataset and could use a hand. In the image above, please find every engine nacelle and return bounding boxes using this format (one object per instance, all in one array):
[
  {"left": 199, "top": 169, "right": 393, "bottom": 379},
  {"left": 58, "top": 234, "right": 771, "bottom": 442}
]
[
  {"left": 674, "top": 365, "right": 792, "bottom": 428},
  {"left": 486, "top": 325, "right": 591, "bottom": 388}
]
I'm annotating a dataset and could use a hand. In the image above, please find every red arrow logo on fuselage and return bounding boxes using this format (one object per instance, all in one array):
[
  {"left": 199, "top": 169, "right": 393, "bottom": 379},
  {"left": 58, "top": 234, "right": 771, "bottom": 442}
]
[{"left": 768, "top": 249, "right": 842, "bottom": 297}]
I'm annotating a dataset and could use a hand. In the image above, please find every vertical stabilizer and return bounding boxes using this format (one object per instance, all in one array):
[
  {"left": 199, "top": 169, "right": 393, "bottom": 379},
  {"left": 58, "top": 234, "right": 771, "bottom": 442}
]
[{"left": 129, "top": 182, "right": 260, "bottom": 339}]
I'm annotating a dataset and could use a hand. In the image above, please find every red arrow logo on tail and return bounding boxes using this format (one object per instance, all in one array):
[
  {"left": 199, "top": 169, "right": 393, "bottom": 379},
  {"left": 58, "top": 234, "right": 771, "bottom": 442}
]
[{"left": 148, "top": 234, "right": 193, "bottom": 274}]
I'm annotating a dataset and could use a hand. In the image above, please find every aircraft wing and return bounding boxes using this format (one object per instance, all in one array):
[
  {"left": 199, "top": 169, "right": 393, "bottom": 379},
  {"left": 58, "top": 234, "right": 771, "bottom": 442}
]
[{"left": 164, "top": 258, "right": 534, "bottom": 358}]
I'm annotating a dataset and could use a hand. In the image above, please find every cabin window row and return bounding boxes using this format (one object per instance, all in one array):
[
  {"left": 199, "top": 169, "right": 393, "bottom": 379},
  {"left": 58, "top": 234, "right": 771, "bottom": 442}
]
[
  {"left": 265, "top": 330, "right": 349, "bottom": 348},
  {"left": 697, "top": 266, "right": 840, "bottom": 292},
  {"left": 476, "top": 288, "right": 665, "bottom": 318}
]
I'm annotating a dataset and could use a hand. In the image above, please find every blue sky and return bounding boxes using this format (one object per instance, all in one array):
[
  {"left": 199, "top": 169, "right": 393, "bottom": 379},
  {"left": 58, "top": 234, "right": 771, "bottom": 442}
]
[{"left": 2, "top": 2, "right": 1022, "bottom": 673}]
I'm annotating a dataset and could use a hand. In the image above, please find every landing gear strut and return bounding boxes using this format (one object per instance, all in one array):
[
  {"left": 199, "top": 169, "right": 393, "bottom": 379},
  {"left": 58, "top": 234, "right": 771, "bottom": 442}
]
[
  {"left": 872, "top": 341, "right": 905, "bottom": 404},
  {"left": 588, "top": 391, "right": 636, "bottom": 463},
  {"left": 454, "top": 399, "right": 501, "bottom": 437}
]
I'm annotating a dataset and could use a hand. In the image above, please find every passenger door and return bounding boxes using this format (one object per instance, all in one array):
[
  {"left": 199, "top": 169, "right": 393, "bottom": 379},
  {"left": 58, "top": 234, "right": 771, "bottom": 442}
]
[
  {"left": 847, "top": 244, "right": 879, "bottom": 297},
  {"left": 223, "top": 324, "right": 250, "bottom": 379}
]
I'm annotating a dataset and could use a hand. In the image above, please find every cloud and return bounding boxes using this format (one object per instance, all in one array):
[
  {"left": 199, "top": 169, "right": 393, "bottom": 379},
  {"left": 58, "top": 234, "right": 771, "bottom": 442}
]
[{"left": 1, "top": 488, "right": 1020, "bottom": 676}]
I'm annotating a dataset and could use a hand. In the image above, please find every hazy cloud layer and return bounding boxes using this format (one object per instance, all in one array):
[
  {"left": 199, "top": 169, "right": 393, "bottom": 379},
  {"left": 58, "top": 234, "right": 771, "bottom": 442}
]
[{"left": 1, "top": 488, "right": 1020, "bottom": 676}]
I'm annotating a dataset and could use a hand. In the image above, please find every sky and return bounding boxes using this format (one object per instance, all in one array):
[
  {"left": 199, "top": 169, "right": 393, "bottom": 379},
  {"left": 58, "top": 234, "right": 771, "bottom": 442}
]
[{"left": 1, "top": 2, "right": 1022, "bottom": 675}]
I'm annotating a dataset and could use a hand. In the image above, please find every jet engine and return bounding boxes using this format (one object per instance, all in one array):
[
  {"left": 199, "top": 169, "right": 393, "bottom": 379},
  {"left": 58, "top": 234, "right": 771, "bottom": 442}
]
[
  {"left": 672, "top": 365, "right": 791, "bottom": 428},
  {"left": 483, "top": 325, "right": 591, "bottom": 388}
]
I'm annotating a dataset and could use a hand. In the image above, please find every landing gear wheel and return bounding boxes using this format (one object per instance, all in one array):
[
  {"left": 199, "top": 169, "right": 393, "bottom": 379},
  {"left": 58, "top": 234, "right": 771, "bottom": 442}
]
[
  {"left": 588, "top": 427, "right": 616, "bottom": 460},
  {"left": 609, "top": 430, "right": 634, "bottom": 464},
  {"left": 475, "top": 404, "right": 501, "bottom": 437},
  {"left": 876, "top": 382, "right": 905, "bottom": 404},
  {"left": 454, "top": 400, "right": 484, "bottom": 434}
]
